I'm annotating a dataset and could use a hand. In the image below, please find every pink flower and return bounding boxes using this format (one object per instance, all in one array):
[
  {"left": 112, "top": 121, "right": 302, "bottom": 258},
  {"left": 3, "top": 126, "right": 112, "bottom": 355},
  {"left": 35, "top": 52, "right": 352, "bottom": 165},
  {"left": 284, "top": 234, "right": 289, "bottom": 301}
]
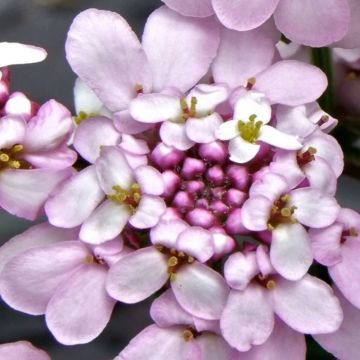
[
  {"left": 220, "top": 249, "right": 343, "bottom": 351},
  {"left": 0, "top": 223, "right": 122, "bottom": 345},
  {"left": 106, "top": 219, "right": 229, "bottom": 320},
  {"left": 0, "top": 100, "right": 76, "bottom": 220},
  {"left": 46, "top": 146, "right": 166, "bottom": 244},
  {"left": 0, "top": 341, "right": 50, "bottom": 360},
  {"left": 161, "top": 0, "right": 360, "bottom": 48}
]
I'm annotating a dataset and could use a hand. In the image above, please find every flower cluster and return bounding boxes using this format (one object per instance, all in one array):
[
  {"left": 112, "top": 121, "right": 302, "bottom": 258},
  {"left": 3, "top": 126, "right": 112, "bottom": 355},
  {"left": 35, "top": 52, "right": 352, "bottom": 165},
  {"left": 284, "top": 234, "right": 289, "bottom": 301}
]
[{"left": 1, "top": 4, "right": 360, "bottom": 360}]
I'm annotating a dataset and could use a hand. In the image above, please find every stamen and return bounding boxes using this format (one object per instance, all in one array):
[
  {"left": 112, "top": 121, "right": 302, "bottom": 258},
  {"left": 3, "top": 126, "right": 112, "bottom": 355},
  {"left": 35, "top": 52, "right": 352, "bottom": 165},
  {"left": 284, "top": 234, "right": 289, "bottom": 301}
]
[
  {"left": 168, "top": 256, "right": 178, "bottom": 267},
  {"left": 182, "top": 329, "right": 194, "bottom": 342},
  {"left": 246, "top": 77, "right": 256, "bottom": 90},
  {"left": 189, "top": 97, "right": 197, "bottom": 118},
  {"left": 266, "top": 280, "right": 276, "bottom": 290},
  {"left": 134, "top": 84, "right": 143, "bottom": 94},
  {"left": 107, "top": 183, "right": 141, "bottom": 213},
  {"left": 74, "top": 111, "right": 88, "bottom": 125},
  {"left": 0, "top": 153, "right": 9, "bottom": 162},
  {"left": 238, "top": 114, "right": 263, "bottom": 143},
  {"left": 84, "top": 255, "right": 95, "bottom": 264}
]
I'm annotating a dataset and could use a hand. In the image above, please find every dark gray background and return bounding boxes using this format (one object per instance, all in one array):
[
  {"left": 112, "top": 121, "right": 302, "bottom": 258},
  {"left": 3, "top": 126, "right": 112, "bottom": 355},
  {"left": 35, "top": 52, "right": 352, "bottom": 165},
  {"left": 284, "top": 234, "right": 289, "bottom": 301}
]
[{"left": 0, "top": 1, "right": 359, "bottom": 359}]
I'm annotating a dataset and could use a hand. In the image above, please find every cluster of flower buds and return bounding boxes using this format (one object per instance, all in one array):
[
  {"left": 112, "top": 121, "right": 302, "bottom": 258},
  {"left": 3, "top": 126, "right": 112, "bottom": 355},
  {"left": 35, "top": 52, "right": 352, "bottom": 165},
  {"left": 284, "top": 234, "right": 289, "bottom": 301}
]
[{"left": 1, "top": 2, "right": 360, "bottom": 359}]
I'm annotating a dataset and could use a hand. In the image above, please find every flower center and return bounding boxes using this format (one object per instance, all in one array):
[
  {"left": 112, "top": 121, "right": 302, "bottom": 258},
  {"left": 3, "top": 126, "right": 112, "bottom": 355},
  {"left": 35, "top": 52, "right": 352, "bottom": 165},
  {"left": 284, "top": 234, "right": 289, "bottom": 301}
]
[
  {"left": 107, "top": 183, "right": 141, "bottom": 214},
  {"left": 238, "top": 114, "right": 263, "bottom": 143},
  {"left": 180, "top": 96, "right": 197, "bottom": 121},
  {"left": 0, "top": 144, "right": 28, "bottom": 170},
  {"left": 341, "top": 227, "right": 358, "bottom": 243},
  {"left": 155, "top": 245, "right": 194, "bottom": 281},
  {"left": 297, "top": 146, "right": 317, "bottom": 167},
  {"left": 267, "top": 194, "right": 297, "bottom": 230},
  {"left": 182, "top": 327, "right": 199, "bottom": 342},
  {"left": 257, "top": 274, "right": 276, "bottom": 290}
]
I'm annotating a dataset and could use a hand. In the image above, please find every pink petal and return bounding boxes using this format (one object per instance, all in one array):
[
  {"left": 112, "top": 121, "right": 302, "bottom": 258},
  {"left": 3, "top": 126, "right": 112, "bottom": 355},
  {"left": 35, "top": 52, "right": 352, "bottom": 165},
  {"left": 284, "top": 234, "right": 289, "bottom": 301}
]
[
  {"left": 45, "top": 166, "right": 104, "bottom": 228},
  {"left": 129, "top": 195, "right": 166, "bottom": 229},
  {"left": 106, "top": 247, "right": 168, "bottom": 303},
  {"left": 0, "top": 168, "right": 71, "bottom": 221},
  {"left": 271, "top": 223, "right": 313, "bottom": 281},
  {"left": 228, "top": 136, "right": 261, "bottom": 164},
  {"left": 274, "top": 0, "right": 350, "bottom": 47},
  {"left": 242, "top": 317, "right": 306, "bottom": 360},
  {"left": 134, "top": 165, "right": 164, "bottom": 196},
  {"left": 329, "top": 238, "right": 360, "bottom": 309},
  {"left": 258, "top": 125, "right": 302, "bottom": 150},
  {"left": 314, "top": 287, "right": 360, "bottom": 360},
  {"left": 46, "top": 264, "right": 115, "bottom": 345},
  {"left": 185, "top": 113, "right": 223, "bottom": 144},
  {"left": 255, "top": 60, "right": 328, "bottom": 106},
  {"left": 242, "top": 196, "right": 272, "bottom": 231},
  {"left": 289, "top": 188, "right": 340, "bottom": 228},
  {"left": 160, "top": 121, "right": 195, "bottom": 151},
  {"left": 0, "top": 241, "right": 88, "bottom": 315},
  {"left": 212, "top": 27, "right": 275, "bottom": 89},
  {"left": 73, "top": 116, "right": 121, "bottom": 163},
  {"left": 142, "top": 6, "right": 220, "bottom": 92},
  {"left": 80, "top": 200, "right": 131, "bottom": 244},
  {"left": 129, "top": 93, "right": 181, "bottom": 123},
  {"left": 150, "top": 289, "right": 194, "bottom": 327},
  {"left": 65, "top": 9, "right": 151, "bottom": 112},
  {"left": 150, "top": 219, "right": 189, "bottom": 248},
  {"left": 95, "top": 146, "right": 134, "bottom": 194},
  {"left": 115, "top": 324, "right": 200, "bottom": 360},
  {"left": 0, "top": 42, "right": 47, "bottom": 67},
  {"left": 0, "top": 222, "right": 78, "bottom": 274},
  {"left": 0, "top": 115, "right": 26, "bottom": 149},
  {"left": 176, "top": 227, "right": 214, "bottom": 262},
  {"left": 212, "top": 0, "right": 279, "bottom": 31},
  {"left": 171, "top": 262, "right": 229, "bottom": 320},
  {"left": 220, "top": 285, "right": 274, "bottom": 351},
  {"left": 23, "top": 100, "right": 74, "bottom": 152},
  {"left": 113, "top": 110, "right": 153, "bottom": 135},
  {"left": 273, "top": 275, "right": 343, "bottom": 334},
  {"left": 224, "top": 252, "right": 258, "bottom": 291},
  {"left": 161, "top": 0, "right": 214, "bottom": 17},
  {"left": 119, "top": 134, "right": 149, "bottom": 155},
  {"left": 336, "top": 0, "right": 360, "bottom": 48},
  {"left": 196, "top": 333, "right": 237, "bottom": 360},
  {"left": 0, "top": 341, "right": 50, "bottom": 360}
]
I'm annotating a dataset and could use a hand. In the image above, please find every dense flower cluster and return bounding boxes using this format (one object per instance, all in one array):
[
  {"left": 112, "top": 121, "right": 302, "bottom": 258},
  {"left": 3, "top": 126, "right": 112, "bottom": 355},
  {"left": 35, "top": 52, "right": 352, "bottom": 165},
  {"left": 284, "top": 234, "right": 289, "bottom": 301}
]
[{"left": 1, "top": 4, "right": 360, "bottom": 360}]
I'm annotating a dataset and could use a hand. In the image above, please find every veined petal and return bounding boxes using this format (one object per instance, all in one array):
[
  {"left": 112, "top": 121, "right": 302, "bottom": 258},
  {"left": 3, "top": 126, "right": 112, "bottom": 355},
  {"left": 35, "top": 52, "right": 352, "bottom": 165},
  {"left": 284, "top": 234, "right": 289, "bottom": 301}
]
[
  {"left": 258, "top": 125, "right": 302, "bottom": 150},
  {"left": 271, "top": 223, "right": 313, "bottom": 281},
  {"left": 172, "top": 261, "right": 229, "bottom": 320},
  {"left": 220, "top": 285, "right": 274, "bottom": 351},
  {"left": 142, "top": 6, "right": 220, "bottom": 92},
  {"left": 106, "top": 247, "right": 169, "bottom": 303},
  {"left": 65, "top": 9, "right": 151, "bottom": 111},
  {"left": 228, "top": 137, "right": 260, "bottom": 164},
  {"left": 0, "top": 42, "right": 47, "bottom": 67}
]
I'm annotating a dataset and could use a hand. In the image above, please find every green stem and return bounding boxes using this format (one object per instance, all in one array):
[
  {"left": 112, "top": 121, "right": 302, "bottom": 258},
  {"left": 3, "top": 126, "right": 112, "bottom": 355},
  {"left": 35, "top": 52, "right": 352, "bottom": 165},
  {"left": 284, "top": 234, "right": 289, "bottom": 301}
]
[{"left": 311, "top": 47, "right": 334, "bottom": 114}]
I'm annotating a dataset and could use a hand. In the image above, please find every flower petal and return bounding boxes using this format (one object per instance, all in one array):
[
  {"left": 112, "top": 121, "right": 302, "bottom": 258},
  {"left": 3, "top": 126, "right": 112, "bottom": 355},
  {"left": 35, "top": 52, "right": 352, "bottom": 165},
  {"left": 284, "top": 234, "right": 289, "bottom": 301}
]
[
  {"left": 0, "top": 115, "right": 26, "bottom": 149},
  {"left": 134, "top": 165, "right": 164, "bottom": 196},
  {"left": 0, "top": 341, "right": 50, "bottom": 360},
  {"left": 242, "top": 196, "right": 272, "bottom": 231},
  {"left": 228, "top": 136, "right": 261, "bottom": 164},
  {"left": 113, "top": 110, "right": 153, "bottom": 135},
  {"left": 0, "top": 42, "right": 47, "bottom": 67},
  {"left": 258, "top": 125, "right": 302, "bottom": 150},
  {"left": 160, "top": 121, "right": 195, "bottom": 151},
  {"left": 185, "top": 113, "right": 223, "bottom": 144},
  {"left": 161, "top": 0, "right": 214, "bottom": 17},
  {"left": 150, "top": 219, "right": 189, "bottom": 248},
  {"left": 196, "top": 333, "right": 237, "bottom": 360},
  {"left": 171, "top": 261, "right": 229, "bottom": 320},
  {"left": 216, "top": 119, "right": 238, "bottom": 140},
  {"left": 65, "top": 9, "right": 151, "bottom": 111},
  {"left": 142, "top": 6, "right": 220, "bottom": 92},
  {"left": 106, "top": 247, "right": 169, "bottom": 303}
]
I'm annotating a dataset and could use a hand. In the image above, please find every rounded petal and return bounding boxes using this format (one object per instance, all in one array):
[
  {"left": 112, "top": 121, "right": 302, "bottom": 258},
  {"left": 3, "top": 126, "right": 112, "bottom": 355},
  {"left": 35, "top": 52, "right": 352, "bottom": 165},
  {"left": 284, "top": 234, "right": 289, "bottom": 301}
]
[
  {"left": 212, "top": 28, "right": 275, "bottom": 88},
  {"left": 242, "top": 196, "right": 272, "bottom": 231},
  {"left": 196, "top": 333, "right": 237, "bottom": 360},
  {"left": 65, "top": 9, "right": 151, "bottom": 111},
  {"left": 45, "top": 166, "right": 104, "bottom": 228},
  {"left": 185, "top": 113, "right": 223, "bottom": 144},
  {"left": 0, "top": 42, "right": 47, "bottom": 67},
  {"left": 113, "top": 110, "right": 153, "bottom": 135},
  {"left": 274, "top": 0, "right": 350, "bottom": 47},
  {"left": 212, "top": 0, "right": 279, "bottom": 31},
  {"left": 0, "top": 241, "right": 88, "bottom": 315},
  {"left": 258, "top": 125, "right": 302, "bottom": 150},
  {"left": 106, "top": 247, "right": 169, "bottom": 303},
  {"left": 176, "top": 227, "right": 214, "bottom": 262},
  {"left": 46, "top": 264, "right": 114, "bottom": 345},
  {"left": 220, "top": 285, "right": 274, "bottom": 351},
  {"left": 142, "top": 6, "right": 220, "bottom": 92},
  {"left": 216, "top": 119, "right": 238, "bottom": 140},
  {"left": 336, "top": 0, "right": 360, "bottom": 48},
  {"left": 255, "top": 60, "right": 328, "bottom": 106},
  {"left": 73, "top": 116, "right": 121, "bottom": 163},
  {"left": 171, "top": 261, "right": 229, "bottom": 320},
  {"left": 0, "top": 115, "right": 26, "bottom": 149},
  {"left": 0, "top": 341, "right": 50, "bottom": 360},
  {"left": 289, "top": 188, "right": 340, "bottom": 228},
  {"left": 161, "top": 0, "right": 214, "bottom": 17},
  {"left": 134, "top": 166, "right": 164, "bottom": 196},
  {"left": 160, "top": 121, "right": 194, "bottom": 151},
  {"left": 129, "top": 195, "right": 166, "bottom": 229},
  {"left": 228, "top": 136, "right": 261, "bottom": 164},
  {"left": 150, "top": 219, "right": 189, "bottom": 248},
  {"left": 0, "top": 168, "right": 71, "bottom": 221},
  {"left": 273, "top": 275, "right": 343, "bottom": 334},
  {"left": 80, "top": 200, "right": 131, "bottom": 244},
  {"left": 271, "top": 223, "right": 313, "bottom": 281}
]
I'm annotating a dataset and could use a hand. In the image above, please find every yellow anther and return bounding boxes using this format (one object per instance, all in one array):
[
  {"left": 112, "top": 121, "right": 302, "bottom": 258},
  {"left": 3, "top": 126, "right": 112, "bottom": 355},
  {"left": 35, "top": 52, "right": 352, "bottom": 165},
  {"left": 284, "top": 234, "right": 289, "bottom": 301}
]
[
  {"left": 280, "top": 194, "right": 290, "bottom": 203},
  {"left": 178, "top": 251, "right": 186, "bottom": 258},
  {"left": 8, "top": 160, "right": 20, "bottom": 169},
  {"left": 180, "top": 98, "right": 188, "bottom": 112},
  {"left": 183, "top": 329, "right": 194, "bottom": 342},
  {"left": 0, "top": 153, "right": 9, "bottom": 162},
  {"left": 280, "top": 207, "right": 292, "bottom": 217},
  {"left": 131, "top": 183, "right": 140, "bottom": 191},
  {"left": 168, "top": 256, "right": 178, "bottom": 267},
  {"left": 84, "top": 255, "right": 94, "bottom": 264},
  {"left": 74, "top": 111, "right": 88, "bottom": 125},
  {"left": 169, "top": 273, "right": 177, "bottom": 282},
  {"left": 107, "top": 183, "right": 141, "bottom": 213},
  {"left": 134, "top": 84, "right": 143, "bottom": 94},
  {"left": 238, "top": 115, "right": 263, "bottom": 143},
  {"left": 246, "top": 77, "right": 256, "bottom": 90},
  {"left": 267, "top": 223, "right": 275, "bottom": 231},
  {"left": 187, "top": 256, "right": 195, "bottom": 264},
  {"left": 350, "top": 227, "right": 358, "bottom": 237},
  {"left": 308, "top": 146, "right": 317, "bottom": 156},
  {"left": 11, "top": 144, "right": 23, "bottom": 153},
  {"left": 189, "top": 97, "right": 197, "bottom": 117},
  {"left": 266, "top": 280, "right": 276, "bottom": 290}
]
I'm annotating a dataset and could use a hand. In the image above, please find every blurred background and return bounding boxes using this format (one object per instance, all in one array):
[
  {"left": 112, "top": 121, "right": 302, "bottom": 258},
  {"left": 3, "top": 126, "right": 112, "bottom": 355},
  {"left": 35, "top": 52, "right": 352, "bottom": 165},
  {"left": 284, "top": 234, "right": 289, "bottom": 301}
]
[{"left": 0, "top": 0, "right": 359, "bottom": 359}]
